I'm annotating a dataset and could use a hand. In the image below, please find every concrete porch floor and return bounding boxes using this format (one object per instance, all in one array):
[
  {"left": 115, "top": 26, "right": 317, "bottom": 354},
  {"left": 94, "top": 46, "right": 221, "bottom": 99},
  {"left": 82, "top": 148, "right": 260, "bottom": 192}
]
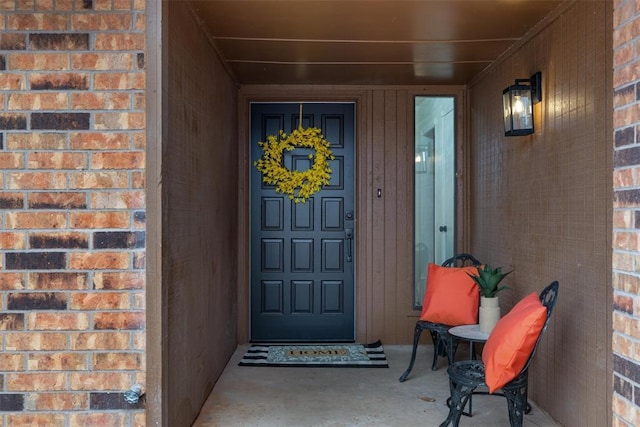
[{"left": 193, "top": 344, "right": 560, "bottom": 427}]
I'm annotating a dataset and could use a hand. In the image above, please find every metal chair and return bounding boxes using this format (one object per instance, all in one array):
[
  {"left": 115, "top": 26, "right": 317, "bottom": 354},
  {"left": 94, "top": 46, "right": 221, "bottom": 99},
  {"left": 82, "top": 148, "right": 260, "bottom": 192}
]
[
  {"left": 398, "top": 253, "right": 482, "bottom": 382},
  {"left": 440, "top": 281, "right": 559, "bottom": 427}
]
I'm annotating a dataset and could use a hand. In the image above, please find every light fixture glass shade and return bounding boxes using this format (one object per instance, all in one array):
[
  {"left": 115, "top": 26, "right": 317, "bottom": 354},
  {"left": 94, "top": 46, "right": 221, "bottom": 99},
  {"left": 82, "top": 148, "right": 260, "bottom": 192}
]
[{"left": 502, "top": 84, "right": 534, "bottom": 136}]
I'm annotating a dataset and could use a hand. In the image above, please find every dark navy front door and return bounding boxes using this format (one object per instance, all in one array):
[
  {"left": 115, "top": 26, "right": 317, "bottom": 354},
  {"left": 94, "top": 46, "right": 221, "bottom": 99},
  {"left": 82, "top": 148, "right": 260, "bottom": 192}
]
[{"left": 250, "top": 103, "right": 355, "bottom": 341}]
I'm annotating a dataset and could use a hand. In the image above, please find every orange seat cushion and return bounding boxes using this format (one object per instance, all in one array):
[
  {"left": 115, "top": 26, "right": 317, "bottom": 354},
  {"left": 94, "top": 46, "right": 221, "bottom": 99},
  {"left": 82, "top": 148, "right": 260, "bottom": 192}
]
[
  {"left": 419, "top": 263, "right": 480, "bottom": 326},
  {"left": 482, "top": 293, "right": 547, "bottom": 393}
]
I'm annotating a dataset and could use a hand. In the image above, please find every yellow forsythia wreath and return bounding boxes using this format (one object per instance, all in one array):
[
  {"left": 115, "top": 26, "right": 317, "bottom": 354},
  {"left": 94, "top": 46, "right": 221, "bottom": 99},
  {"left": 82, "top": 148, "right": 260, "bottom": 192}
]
[{"left": 254, "top": 127, "right": 335, "bottom": 203}]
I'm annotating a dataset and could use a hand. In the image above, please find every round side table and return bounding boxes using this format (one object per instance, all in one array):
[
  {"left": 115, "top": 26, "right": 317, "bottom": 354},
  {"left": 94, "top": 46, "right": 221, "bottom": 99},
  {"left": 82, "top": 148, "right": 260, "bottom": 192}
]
[{"left": 448, "top": 324, "right": 489, "bottom": 360}]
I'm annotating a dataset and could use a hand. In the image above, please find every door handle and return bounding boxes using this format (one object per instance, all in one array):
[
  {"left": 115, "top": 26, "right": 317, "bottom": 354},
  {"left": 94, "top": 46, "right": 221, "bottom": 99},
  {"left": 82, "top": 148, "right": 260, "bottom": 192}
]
[{"left": 345, "top": 228, "right": 353, "bottom": 262}]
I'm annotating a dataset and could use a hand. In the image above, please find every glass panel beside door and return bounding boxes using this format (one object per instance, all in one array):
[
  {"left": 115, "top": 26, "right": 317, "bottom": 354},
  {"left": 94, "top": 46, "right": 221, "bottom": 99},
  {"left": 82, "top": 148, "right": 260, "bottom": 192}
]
[{"left": 414, "top": 96, "right": 456, "bottom": 309}]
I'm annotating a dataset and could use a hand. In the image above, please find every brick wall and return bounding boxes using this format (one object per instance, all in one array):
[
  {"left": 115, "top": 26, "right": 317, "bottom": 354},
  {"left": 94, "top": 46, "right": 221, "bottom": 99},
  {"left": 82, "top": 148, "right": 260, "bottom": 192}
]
[
  {"left": 0, "top": 0, "right": 146, "bottom": 425},
  {"left": 613, "top": 0, "right": 640, "bottom": 426}
]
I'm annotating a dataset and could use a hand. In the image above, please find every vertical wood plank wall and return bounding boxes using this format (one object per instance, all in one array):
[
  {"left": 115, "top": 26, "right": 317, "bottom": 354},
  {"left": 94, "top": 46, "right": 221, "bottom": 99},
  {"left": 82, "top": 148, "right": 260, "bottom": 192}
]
[
  {"left": 237, "top": 86, "right": 466, "bottom": 345},
  {"left": 164, "top": 4, "right": 239, "bottom": 426},
  {"left": 466, "top": 2, "right": 612, "bottom": 426}
]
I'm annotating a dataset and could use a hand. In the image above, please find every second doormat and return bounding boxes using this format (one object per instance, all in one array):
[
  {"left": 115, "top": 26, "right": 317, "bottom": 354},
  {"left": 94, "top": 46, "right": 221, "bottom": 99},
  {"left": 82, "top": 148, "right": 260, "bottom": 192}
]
[{"left": 238, "top": 340, "right": 388, "bottom": 368}]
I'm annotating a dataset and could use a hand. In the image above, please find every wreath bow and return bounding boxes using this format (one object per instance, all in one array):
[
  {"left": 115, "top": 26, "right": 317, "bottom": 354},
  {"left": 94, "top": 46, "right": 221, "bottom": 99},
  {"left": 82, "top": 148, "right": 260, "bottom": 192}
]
[{"left": 254, "top": 126, "right": 335, "bottom": 203}]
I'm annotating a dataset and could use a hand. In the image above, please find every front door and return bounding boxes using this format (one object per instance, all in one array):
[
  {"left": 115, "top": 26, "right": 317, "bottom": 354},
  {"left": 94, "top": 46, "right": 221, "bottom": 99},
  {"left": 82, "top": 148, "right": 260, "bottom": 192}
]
[{"left": 250, "top": 103, "right": 355, "bottom": 341}]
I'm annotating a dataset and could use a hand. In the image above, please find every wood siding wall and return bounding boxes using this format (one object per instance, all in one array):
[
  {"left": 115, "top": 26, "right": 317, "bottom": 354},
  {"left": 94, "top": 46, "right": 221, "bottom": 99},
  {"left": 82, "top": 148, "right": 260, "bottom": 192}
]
[
  {"left": 467, "top": 2, "right": 612, "bottom": 426},
  {"left": 159, "top": 4, "right": 239, "bottom": 426},
  {"left": 237, "top": 86, "right": 467, "bottom": 345}
]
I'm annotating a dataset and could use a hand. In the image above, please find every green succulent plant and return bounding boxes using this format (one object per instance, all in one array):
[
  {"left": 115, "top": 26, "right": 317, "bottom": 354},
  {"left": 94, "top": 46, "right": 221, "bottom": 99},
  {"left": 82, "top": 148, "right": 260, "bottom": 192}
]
[{"left": 468, "top": 264, "right": 513, "bottom": 298}]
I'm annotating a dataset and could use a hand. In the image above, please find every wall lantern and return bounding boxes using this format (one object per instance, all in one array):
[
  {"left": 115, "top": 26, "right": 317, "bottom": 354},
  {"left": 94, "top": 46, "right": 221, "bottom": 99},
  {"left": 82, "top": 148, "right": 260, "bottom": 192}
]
[{"left": 502, "top": 72, "right": 542, "bottom": 136}]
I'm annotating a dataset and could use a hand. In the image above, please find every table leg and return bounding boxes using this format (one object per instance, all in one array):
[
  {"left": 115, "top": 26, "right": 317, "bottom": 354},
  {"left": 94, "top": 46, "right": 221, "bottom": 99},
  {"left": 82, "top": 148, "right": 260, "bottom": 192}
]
[{"left": 468, "top": 341, "right": 474, "bottom": 415}]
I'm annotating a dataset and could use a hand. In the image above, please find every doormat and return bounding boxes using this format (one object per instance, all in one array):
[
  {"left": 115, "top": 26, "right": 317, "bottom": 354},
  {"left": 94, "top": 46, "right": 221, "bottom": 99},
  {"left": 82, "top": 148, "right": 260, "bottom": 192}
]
[{"left": 238, "top": 340, "right": 388, "bottom": 368}]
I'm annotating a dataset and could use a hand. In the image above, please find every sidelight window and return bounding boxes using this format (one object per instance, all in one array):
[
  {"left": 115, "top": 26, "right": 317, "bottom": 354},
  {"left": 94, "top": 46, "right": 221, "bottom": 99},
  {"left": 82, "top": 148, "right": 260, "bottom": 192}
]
[{"left": 414, "top": 96, "right": 456, "bottom": 308}]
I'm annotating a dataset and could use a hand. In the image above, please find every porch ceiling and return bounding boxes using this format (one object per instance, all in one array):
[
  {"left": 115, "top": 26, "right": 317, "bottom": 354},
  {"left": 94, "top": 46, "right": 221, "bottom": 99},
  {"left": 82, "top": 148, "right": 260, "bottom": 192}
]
[{"left": 190, "top": 0, "right": 562, "bottom": 86}]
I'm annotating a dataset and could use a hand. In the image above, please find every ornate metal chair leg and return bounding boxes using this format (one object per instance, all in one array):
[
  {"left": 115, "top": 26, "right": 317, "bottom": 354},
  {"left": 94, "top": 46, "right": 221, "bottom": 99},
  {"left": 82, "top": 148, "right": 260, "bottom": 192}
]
[
  {"left": 521, "top": 382, "right": 531, "bottom": 414},
  {"left": 399, "top": 325, "right": 423, "bottom": 382},
  {"left": 431, "top": 331, "right": 459, "bottom": 371},
  {"left": 445, "top": 332, "right": 459, "bottom": 366},
  {"left": 440, "top": 377, "right": 475, "bottom": 427},
  {"left": 430, "top": 330, "right": 442, "bottom": 371},
  {"left": 502, "top": 383, "right": 528, "bottom": 427}
]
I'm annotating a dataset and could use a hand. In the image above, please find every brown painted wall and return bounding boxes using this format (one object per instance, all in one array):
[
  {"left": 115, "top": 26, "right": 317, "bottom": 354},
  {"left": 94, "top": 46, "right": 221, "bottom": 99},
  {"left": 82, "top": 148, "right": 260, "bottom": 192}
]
[
  {"left": 165, "top": 4, "right": 239, "bottom": 426},
  {"left": 467, "top": 2, "right": 612, "bottom": 426},
  {"left": 237, "top": 86, "right": 468, "bottom": 345}
]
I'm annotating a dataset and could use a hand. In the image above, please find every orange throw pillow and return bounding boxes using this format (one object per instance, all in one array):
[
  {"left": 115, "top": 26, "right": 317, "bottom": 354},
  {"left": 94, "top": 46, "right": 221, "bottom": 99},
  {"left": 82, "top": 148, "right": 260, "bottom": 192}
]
[
  {"left": 482, "top": 293, "right": 547, "bottom": 393},
  {"left": 419, "top": 263, "right": 480, "bottom": 325}
]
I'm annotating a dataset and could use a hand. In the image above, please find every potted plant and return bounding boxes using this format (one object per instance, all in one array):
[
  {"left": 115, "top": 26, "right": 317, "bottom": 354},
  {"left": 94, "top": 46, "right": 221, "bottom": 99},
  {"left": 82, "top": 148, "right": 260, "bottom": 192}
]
[{"left": 468, "top": 264, "right": 512, "bottom": 333}]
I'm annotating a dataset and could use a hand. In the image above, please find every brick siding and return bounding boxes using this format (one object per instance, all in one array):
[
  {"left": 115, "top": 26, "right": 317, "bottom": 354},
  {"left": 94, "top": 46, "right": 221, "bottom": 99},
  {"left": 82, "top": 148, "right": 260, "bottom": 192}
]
[
  {"left": 0, "top": 0, "right": 146, "bottom": 425},
  {"left": 614, "top": 0, "right": 640, "bottom": 425}
]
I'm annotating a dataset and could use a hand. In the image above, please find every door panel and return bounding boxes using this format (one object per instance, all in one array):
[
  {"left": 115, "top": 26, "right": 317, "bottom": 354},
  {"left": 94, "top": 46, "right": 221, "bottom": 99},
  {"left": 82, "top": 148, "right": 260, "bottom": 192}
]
[{"left": 250, "top": 103, "right": 355, "bottom": 341}]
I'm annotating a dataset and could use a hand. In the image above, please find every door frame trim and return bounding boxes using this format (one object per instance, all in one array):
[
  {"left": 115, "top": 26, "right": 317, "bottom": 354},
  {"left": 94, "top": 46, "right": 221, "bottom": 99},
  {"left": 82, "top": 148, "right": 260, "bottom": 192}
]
[
  {"left": 248, "top": 102, "right": 357, "bottom": 341},
  {"left": 146, "top": 0, "right": 165, "bottom": 424},
  {"left": 238, "top": 87, "right": 367, "bottom": 344}
]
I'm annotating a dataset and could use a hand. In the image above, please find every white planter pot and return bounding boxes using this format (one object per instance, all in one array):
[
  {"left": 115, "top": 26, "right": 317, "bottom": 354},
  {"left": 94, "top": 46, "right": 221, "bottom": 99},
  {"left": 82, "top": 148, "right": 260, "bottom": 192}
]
[{"left": 479, "top": 296, "right": 501, "bottom": 334}]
